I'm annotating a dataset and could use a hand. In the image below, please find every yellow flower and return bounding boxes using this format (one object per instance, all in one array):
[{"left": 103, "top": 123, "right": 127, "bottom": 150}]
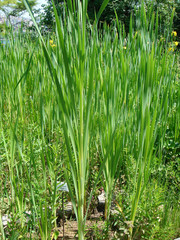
[
  {"left": 168, "top": 47, "right": 174, "bottom": 52},
  {"left": 123, "top": 46, "right": 127, "bottom": 49},
  {"left": 51, "top": 44, "right": 56, "bottom": 48},
  {"left": 171, "top": 31, "right": 177, "bottom": 37},
  {"left": 174, "top": 41, "right": 179, "bottom": 46},
  {"left": 49, "top": 40, "right": 53, "bottom": 45}
]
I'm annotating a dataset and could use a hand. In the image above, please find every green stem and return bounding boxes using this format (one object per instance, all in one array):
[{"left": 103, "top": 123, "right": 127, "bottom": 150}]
[
  {"left": 78, "top": 46, "right": 84, "bottom": 239},
  {"left": 78, "top": 202, "right": 84, "bottom": 240}
]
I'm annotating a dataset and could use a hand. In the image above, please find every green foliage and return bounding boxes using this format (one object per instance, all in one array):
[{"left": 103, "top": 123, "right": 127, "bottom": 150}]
[
  {"left": 0, "top": 0, "right": 36, "bottom": 24},
  {"left": 40, "top": 0, "right": 62, "bottom": 32},
  {"left": 87, "top": 0, "right": 179, "bottom": 36},
  {"left": 38, "top": 0, "right": 180, "bottom": 35},
  {"left": 144, "top": 0, "right": 179, "bottom": 34},
  {"left": 0, "top": 2, "right": 179, "bottom": 240},
  {"left": 174, "top": 1, "right": 180, "bottom": 40},
  {"left": 111, "top": 181, "right": 180, "bottom": 240},
  {"left": 0, "top": 0, "right": 16, "bottom": 7},
  {"left": 88, "top": 0, "right": 136, "bottom": 32}
]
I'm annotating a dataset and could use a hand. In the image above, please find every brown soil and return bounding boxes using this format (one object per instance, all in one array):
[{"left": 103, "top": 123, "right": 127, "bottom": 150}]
[{"left": 57, "top": 212, "right": 112, "bottom": 240}]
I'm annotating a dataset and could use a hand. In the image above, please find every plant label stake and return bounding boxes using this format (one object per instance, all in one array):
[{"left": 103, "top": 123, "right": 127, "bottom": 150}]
[{"left": 57, "top": 182, "right": 69, "bottom": 239}]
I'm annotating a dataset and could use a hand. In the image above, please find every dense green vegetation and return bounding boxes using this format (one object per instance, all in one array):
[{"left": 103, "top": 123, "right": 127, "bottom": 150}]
[
  {"left": 0, "top": 0, "right": 179, "bottom": 239},
  {"left": 40, "top": 0, "right": 180, "bottom": 37}
]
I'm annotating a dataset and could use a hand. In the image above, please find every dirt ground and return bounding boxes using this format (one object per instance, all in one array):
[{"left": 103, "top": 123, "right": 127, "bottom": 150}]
[{"left": 57, "top": 212, "right": 112, "bottom": 239}]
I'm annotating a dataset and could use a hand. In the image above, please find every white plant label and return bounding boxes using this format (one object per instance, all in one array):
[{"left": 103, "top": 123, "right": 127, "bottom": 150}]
[{"left": 57, "top": 182, "right": 69, "bottom": 192}]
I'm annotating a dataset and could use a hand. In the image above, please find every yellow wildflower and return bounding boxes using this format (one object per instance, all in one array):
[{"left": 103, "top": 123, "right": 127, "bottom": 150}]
[
  {"left": 123, "top": 46, "right": 127, "bottom": 49},
  {"left": 174, "top": 41, "right": 179, "bottom": 46},
  {"left": 51, "top": 44, "right": 56, "bottom": 48},
  {"left": 171, "top": 31, "right": 177, "bottom": 37},
  {"left": 168, "top": 47, "right": 174, "bottom": 52},
  {"left": 49, "top": 40, "right": 53, "bottom": 45}
]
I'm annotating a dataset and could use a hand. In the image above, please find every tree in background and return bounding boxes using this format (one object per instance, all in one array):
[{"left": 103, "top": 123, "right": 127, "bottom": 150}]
[
  {"left": 88, "top": 0, "right": 137, "bottom": 31},
  {"left": 38, "top": 0, "right": 180, "bottom": 36},
  {"left": 40, "top": 0, "right": 137, "bottom": 32},
  {"left": 88, "top": 0, "right": 179, "bottom": 34},
  {"left": 40, "top": 0, "right": 54, "bottom": 31},
  {"left": 173, "top": 0, "right": 180, "bottom": 40},
  {"left": 0, "top": 0, "right": 37, "bottom": 25},
  {"left": 144, "top": 0, "right": 179, "bottom": 34},
  {"left": 40, "top": 0, "right": 64, "bottom": 31}
]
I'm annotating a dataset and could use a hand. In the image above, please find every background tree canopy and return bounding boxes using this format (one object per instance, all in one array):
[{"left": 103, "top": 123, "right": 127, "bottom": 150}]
[
  {"left": 0, "top": 0, "right": 36, "bottom": 24},
  {"left": 87, "top": 0, "right": 137, "bottom": 28},
  {"left": 40, "top": 0, "right": 179, "bottom": 37},
  {"left": 87, "top": 0, "right": 179, "bottom": 34}
]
